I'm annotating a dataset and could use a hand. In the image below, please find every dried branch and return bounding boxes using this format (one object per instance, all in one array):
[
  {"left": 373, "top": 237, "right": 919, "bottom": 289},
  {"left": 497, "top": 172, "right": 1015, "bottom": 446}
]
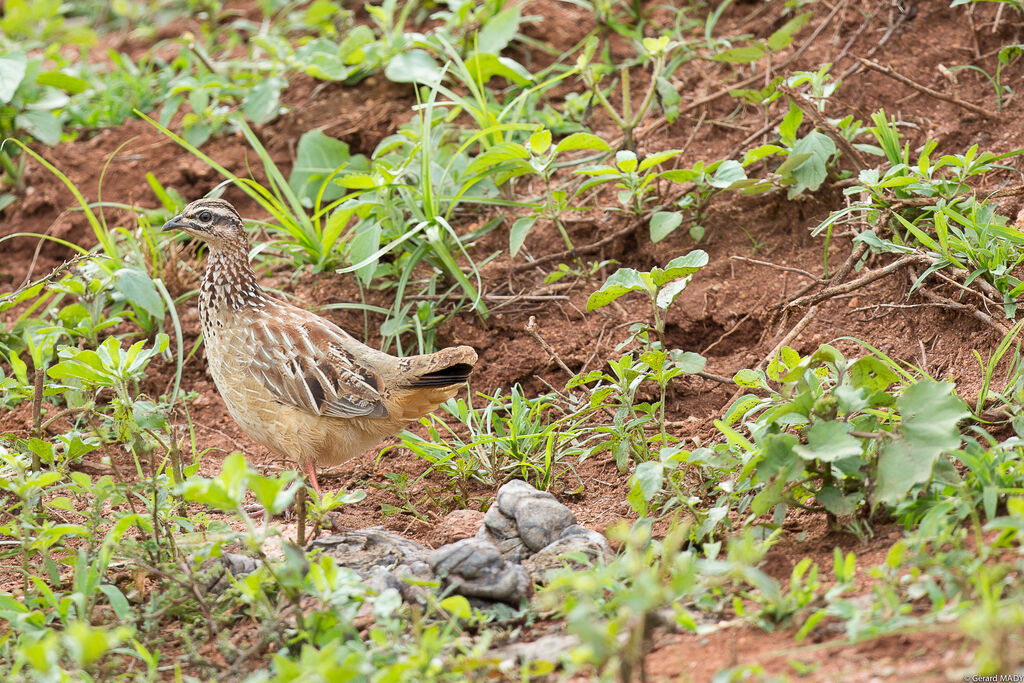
[
  {"left": 782, "top": 253, "right": 932, "bottom": 310},
  {"left": 730, "top": 255, "right": 821, "bottom": 281},
  {"left": 858, "top": 58, "right": 997, "bottom": 119}
]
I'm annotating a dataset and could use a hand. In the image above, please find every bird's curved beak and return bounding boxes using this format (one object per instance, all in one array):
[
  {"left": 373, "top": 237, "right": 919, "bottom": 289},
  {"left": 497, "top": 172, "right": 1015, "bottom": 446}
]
[{"left": 161, "top": 215, "right": 188, "bottom": 232}]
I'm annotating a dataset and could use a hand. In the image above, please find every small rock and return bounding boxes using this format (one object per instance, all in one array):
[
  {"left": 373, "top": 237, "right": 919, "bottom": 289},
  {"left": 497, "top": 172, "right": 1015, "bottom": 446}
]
[
  {"left": 429, "top": 538, "right": 532, "bottom": 604},
  {"left": 522, "top": 525, "right": 611, "bottom": 581},
  {"left": 476, "top": 524, "right": 527, "bottom": 562},
  {"left": 198, "top": 552, "right": 260, "bottom": 595},
  {"left": 492, "top": 633, "right": 579, "bottom": 666},
  {"left": 367, "top": 562, "right": 432, "bottom": 606},
  {"left": 483, "top": 503, "right": 518, "bottom": 540},
  {"left": 515, "top": 497, "right": 576, "bottom": 552},
  {"left": 496, "top": 479, "right": 550, "bottom": 517},
  {"left": 308, "top": 528, "right": 429, "bottom": 577}
]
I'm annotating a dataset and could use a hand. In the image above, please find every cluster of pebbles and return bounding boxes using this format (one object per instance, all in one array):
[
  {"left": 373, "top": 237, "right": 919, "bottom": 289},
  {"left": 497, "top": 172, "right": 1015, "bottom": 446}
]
[
  {"left": 209, "top": 480, "right": 610, "bottom": 608},
  {"left": 312, "top": 479, "right": 610, "bottom": 605}
]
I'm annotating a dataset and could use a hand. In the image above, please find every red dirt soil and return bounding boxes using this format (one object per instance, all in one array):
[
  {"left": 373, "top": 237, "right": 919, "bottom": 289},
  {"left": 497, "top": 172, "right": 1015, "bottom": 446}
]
[{"left": 3, "top": 0, "right": 1022, "bottom": 679}]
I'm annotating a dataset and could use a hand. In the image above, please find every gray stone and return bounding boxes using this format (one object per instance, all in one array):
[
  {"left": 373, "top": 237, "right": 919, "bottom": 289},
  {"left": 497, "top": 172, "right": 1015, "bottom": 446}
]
[
  {"left": 308, "top": 527, "right": 429, "bottom": 577},
  {"left": 522, "top": 525, "right": 611, "bottom": 581},
  {"left": 483, "top": 502, "right": 518, "bottom": 540},
  {"left": 367, "top": 563, "right": 432, "bottom": 606},
  {"left": 476, "top": 524, "right": 527, "bottom": 562},
  {"left": 199, "top": 552, "right": 261, "bottom": 595},
  {"left": 429, "top": 538, "right": 532, "bottom": 604},
  {"left": 514, "top": 497, "right": 576, "bottom": 552},
  {"left": 492, "top": 633, "right": 579, "bottom": 666},
  {"left": 496, "top": 479, "right": 552, "bottom": 517}
]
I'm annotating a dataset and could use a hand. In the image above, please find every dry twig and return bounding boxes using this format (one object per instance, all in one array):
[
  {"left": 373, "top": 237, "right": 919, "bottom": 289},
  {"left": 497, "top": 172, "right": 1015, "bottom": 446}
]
[
  {"left": 782, "top": 253, "right": 932, "bottom": 310},
  {"left": 859, "top": 58, "right": 997, "bottom": 119}
]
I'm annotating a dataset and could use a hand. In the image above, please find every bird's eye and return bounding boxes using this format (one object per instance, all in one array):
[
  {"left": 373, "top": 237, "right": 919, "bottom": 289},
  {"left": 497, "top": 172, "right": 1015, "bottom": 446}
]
[{"left": 199, "top": 211, "right": 213, "bottom": 222}]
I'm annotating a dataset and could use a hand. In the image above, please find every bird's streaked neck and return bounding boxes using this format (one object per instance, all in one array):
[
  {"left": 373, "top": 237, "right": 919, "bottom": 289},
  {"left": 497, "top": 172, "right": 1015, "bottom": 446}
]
[{"left": 200, "top": 239, "right": 267, "bottom": 312}]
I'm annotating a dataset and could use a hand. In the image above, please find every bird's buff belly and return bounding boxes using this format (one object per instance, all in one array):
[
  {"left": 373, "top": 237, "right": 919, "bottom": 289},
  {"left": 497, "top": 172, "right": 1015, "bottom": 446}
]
[{"left": 206, "top": 351, "right": 402, "bottom": 466}]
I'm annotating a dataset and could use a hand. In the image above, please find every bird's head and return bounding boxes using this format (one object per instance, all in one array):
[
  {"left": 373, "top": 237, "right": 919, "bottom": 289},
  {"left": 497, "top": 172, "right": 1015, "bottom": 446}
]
[{"left": 162, "top": 198, "right": 248, "bottom": 250}]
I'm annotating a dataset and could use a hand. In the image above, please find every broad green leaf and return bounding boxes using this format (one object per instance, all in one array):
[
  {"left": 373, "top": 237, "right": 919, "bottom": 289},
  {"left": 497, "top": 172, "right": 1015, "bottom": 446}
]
[
  {"left": 554, "top": 132, "right": 611, "bottom": 153},
  {"left": 651, "top": 250, "right": 709, "bottom": 286},
  {"left": 656, "top": 76, "right": 681, "bottom": 122},
  {"left": 642, "top": 36, "right": 671, "bottom": 55},
  {"left": 36, "top": 70, "right": 89, "bottom": 94},
  {"left": 439, "top": 595, "right": 472, "bottom": 619},
  {"left": 751, "top": 478, "right": 788, "bottom": 516},
  {"left": 97, "top": 584, "right": 130, "bottom": 621},
  {"left": 289, "top": 129, "right": 364, "bottom": 202},
  {"left": 0, "top": 52, "right": 27, "bottom": 103},
  {"left": 847, "top": 356, "right": 898, "bottom": 392},
  {"left": 463, "top": 52, "right": 531, "bottom": 86},
  {"left": 816, "top": 485, "right": 860, "bottom": 517},
  {"left": 742, "top": 143, "right": 785, "bottom": 165},
  {"left": 733, "top": 369, "right": 764, "bottom": 388},
  {"left": 632, "top": 461, "right": 663, "bottom": 501},
  {"left": 114, "top": 267, "right": 164, "bottom": 319},
  {"left": 467, "top": 142, "right": 530, "bottom": 176},
  {"left": 529, "top": 128, "right": 552, "bottom": 155},
  {"left": 649, "top": 211, "right": 683, "bottom": 242},
  {"left": 348, "top": 222, "right": 381, "bottom": 285},
  {"left": 659, "top": 169, "right": 698, "bottom": 183},
  {"left": 709, "top": 159, "right": 746, "bottom": 188},
  {"left": 587, "top": 267, "right": 647, "bottom": 310},
  {"left": 294, "top": 38, "right": 352, "bottom": 80},
  {"left": 873, "top": 381, "right": 969, "bottom": 506},
  {"left": 767, "top": 12, "right": 812, "bottom": 51},
  {"left": 509, "top": 215, "right": 537, "bottom": 257},
  {"left": 669, "top": 350, "right": 707, "bottom": 374},
  {"left": 713, "top": 43, "right": 766, "bottom": 63},
  {"left": 334, "top": 172, "right": 376, "bottom": 189},
  {"left": 477, "top": 5, "right": 521, "bottom": 54},
  {"left": 638, "top": 149, "right": 680, "bottom": 172},
  {"left": 793, "top": 421, "right": 862, "bottom": 462},
  {"left": 656, "top": 278, "right": 691, "bottom": 310},
  {"left": 778, "top": 101, "right": 803, "bottom": 145},
  {"left": 385, "top": 49, "right": 441, "bottom": 85},
  {"left": 248, "top": 473, "right": 298, "bottom": 516},
  {"left": 16, "top": 110, "right": 61, "bottom": 146},
  {"left": 788, "top": 130, "right": 836, "bottom": 193},
  {"left": 615, "top": 150, "right": 638, "bottom": 173},
  {"left": 242, "top": 76, "right": 285, "bottom": 125}
]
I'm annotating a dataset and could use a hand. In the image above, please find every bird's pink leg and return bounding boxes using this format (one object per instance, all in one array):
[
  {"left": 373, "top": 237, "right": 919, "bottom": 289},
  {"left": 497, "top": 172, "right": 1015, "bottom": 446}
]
[{"left": 302, "top": 459, "right": 322, "bottom": 497}]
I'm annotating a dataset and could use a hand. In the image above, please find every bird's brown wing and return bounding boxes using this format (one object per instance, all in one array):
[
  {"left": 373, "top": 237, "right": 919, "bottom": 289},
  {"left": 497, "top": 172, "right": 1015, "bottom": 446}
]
[{"left": 246, "top": 310, "right": 388, "bottom": 419}]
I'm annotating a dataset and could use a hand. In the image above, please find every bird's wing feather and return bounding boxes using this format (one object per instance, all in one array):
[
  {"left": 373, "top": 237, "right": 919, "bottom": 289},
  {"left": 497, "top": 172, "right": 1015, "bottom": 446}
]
[{"left": 246, "top": 309, "right": 387, "bottom": 419}]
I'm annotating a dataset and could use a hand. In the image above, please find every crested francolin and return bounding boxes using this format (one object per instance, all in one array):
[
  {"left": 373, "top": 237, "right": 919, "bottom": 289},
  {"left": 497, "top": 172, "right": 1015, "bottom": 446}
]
[{"left": 163, "top": 198, "right": 477, "bottom": 494}]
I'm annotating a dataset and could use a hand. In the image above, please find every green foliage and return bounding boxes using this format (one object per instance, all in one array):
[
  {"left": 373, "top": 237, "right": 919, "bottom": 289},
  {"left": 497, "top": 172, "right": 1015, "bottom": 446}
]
[
  {"left": 722, "top": 343, "right": 969, "bottom": 519},
  {"left": 817, "top": 113, "right": 1024, "bottom": 315},
  {"left": 399, "top": 386, "right": 592, "bottom": 492}
]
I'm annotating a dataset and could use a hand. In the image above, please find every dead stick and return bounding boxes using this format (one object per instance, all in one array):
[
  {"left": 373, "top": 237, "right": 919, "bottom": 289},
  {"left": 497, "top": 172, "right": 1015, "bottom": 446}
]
[
  {"left": 525, "top": 316, "right": 576, "bottom": 378},
  {"left": 761, "top": 305, "right": 819, "bottom": 373},
  {"left": 989, "top": 185, "right": 1024, "bottom": 199},
  {"left": 859, "top": 58, "right": 997, "bottom": 119},
  {"left": 31, "top": 366, "right": 44, "bottom": 472},
  {"left": 730, "top": 255, "right": 821, "bottom": 281},
  {"left": 785, "top": 253, "right": 930, "bottom": 310},
  {"left": 909, "top": 269, "right": 1011, "bottom": 335}
]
